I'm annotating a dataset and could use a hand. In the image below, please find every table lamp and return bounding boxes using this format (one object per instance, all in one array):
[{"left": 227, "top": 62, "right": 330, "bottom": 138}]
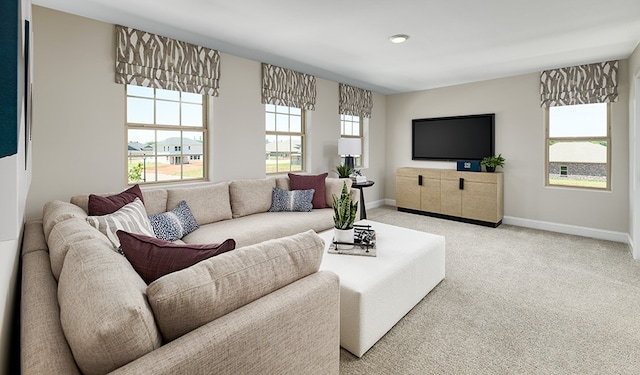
[{"left": 338, "top": 138, "right": 361, "bottom": 171}]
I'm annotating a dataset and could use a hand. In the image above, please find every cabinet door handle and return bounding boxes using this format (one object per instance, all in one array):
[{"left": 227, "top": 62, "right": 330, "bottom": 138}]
[
  {"left": 459, "top": 178, "right": 464, "bottom": 190},
  {"left": 418, "top": 175, "right": 423, "bottom": 186}
]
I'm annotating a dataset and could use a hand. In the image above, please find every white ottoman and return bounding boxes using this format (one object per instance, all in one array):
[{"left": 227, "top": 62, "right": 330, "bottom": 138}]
[{"left": 318, "top": 220, "right": 445, "bottom": 357}]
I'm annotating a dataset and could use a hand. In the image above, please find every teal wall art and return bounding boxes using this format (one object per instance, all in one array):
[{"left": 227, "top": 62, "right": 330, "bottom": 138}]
[{"left": 0, "top": 0, "right": 19, "bottom": 159}]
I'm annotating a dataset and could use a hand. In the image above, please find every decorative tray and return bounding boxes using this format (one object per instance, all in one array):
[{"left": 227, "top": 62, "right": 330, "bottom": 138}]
[{"left": 328, "top": 224, "right": 376, "bottom": 257}]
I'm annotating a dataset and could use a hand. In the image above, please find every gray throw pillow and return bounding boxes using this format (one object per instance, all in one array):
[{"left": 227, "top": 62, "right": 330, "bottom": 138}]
[{"left": 268, "top": 187, "right": 314, "bottom": 212}]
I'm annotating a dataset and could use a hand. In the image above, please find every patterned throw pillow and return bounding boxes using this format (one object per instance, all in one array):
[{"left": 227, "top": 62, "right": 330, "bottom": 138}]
[
  {"left": 86, "top": 198, "right": 154, "bottom": 250},
  {"left": 117, "top": 231, "right": 236, "bottom": 284},
  {"left": 148, "top": 200, "right": 199, "bottom": 241},
  {"left": 268, "top": 188, "right": 314, "bottom": 212}
]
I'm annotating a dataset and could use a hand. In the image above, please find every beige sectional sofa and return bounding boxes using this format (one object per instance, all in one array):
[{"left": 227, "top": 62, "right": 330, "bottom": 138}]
[{"left": 21, "top": 176, "right": 358, "bottom": 375}]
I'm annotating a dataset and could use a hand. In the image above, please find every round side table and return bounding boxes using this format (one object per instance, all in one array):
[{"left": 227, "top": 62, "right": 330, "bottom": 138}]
[{"left": 351, "top": 180, "right": 374, "bottom": 220}]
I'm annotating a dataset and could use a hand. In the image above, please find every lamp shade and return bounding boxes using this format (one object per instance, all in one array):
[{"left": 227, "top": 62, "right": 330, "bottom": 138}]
[{"left": 338, "top": 138, "right": 361, "bottom": 156}]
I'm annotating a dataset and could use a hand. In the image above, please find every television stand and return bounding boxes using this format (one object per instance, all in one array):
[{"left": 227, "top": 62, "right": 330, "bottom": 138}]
[{"left": 395, "top": 167, "right": 503, "bottom": 227}]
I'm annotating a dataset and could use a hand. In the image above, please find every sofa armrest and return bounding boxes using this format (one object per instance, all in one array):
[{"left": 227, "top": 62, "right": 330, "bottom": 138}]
[
  {"left": 21, "top": 221, "right": 81, "bottom": 375},
  {"left": 111, "top": 271, "right": 340, "bottom": 375}
]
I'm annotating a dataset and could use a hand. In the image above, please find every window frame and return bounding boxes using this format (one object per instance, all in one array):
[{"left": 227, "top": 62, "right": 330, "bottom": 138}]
[
  {"left": 340, "top": 114, "right": 364, "bottom": 168},
  {"left": 545, "top": 103, "right": 611, "bottom": 190},
  {"left": 125, "top": 85, "right": 208, "bottom": 185},
  {"left": 265, "top": 104, "right": 306, "bottom": 174}
]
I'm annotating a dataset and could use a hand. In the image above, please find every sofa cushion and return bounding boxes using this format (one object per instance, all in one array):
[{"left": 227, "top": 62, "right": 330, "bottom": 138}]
[
  {"left": 182, "top": 209, "right": 334, "bottom": 248},
  {"left": 325, "top": 177, "right": 353, "bottom": 208},
  {"left": 268, "top": 187, "right": 314, "bottom": 212},
  {"left": 229, "top": 178, "right": 275, "bottom": 218},
  {"left": 275, "top": 176, "right": 290, "bottom": 190},
  {"left": 148, "top": 200, "right": 199, "bottom": 241},
  {"left": 166, "top": 182, "right": 232, "bottom": 225},
  {"left": 86, "top": 198, "right": 154, "bottom": 249},
  {"left": 147, "top": 230, "right": 325, "bottom": 341},
  {"left": 289, "top": 172, "right": 328, "bottom": 208},
  {"left": 117, "top": 231, "right": 236, "bottom": 284},
  {"left": 42, "top": 200, "right": 88, "bottom": 240},
  {"left": 139, "top": 188, "right": 169, "bottom": 215},
  {"left": 58, "top": 240, "right": 162, "bottom": 375},
  {"left": 47, "top": 217, "right": 112, "bottom": 281},
  {"left": 88, "top": 184, "right": 144, "bottom": 216}
]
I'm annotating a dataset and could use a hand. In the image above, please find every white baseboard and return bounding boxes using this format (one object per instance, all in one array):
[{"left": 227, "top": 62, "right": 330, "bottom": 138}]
[
  {"left": 368, "top": 199, "right": 387, "bottom": 209},
  {"left": 503, "top": 216, "right": 629, "bottom": 244},
  {"left": 377, "top": 201, "right": 631, "bottom": 246},
  {"left": 629, "top": 235, "right": 639, "bottom": 260}
]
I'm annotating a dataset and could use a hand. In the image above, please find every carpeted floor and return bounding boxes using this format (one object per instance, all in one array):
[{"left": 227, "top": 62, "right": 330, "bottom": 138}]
[{"left": 339, "top": 206, "right": 640, "bottom": 374}]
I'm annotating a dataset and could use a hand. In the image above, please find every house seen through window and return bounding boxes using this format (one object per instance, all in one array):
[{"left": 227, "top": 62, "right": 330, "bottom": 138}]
[
  {"left": 126, "top": 85, "right": 207, "bottom": 184},
  {"left": 546, "top": 103, "right": 610, "bottom": 189},
  {"left": 265, "top": 104, "right": 305, "bottom": 174}
]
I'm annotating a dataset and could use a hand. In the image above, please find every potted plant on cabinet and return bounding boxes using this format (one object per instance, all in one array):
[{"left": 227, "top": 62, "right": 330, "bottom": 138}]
[
  {"left": 332, "top": 181, "right": 358, "bottom": 249},
  {"left": 480, "top": 154, "right": 506, "bottom": 172}
]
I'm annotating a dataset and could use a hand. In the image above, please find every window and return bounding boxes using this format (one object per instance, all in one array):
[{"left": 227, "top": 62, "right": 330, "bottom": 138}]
[
  {"left": 340, "top": 114, "right": 363, "bottom": 168},
  {"left": 126, "top": 85, "right": 207, "bottom": 184},
  {"left": 265, "top": 104, "right": 304, "bottom": 174},
  {"left": 546, "top": 103, "right": 610, "bottom": 189},
  {"left": 560, "top": 165, "right": 568, "bottom": 177}
]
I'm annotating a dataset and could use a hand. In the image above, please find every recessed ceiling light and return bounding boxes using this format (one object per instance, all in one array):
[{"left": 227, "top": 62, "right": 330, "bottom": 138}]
[{"left": 389, "top": 34, "right": 409, "bottom": 44}]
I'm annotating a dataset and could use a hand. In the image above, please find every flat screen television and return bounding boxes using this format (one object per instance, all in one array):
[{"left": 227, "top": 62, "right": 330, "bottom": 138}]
[{"left": 412, "top": 114, "right": 495, "bottom": 161}]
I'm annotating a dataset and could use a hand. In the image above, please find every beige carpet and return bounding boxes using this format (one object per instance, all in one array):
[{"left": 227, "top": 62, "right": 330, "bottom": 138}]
[{"left": 339, "top": 206, "right": 640, "bottom": 374}]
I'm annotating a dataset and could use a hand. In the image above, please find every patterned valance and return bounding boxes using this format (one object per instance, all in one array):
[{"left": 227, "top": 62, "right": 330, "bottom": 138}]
[
  {"left": 115, "top": 25, "right": 220, "bottom": 96},
  {"left": 339, "top": 83, "right": 373, "bottom": 118},
  {"left": 261, "top": 63, "right": 316, "bottom": 110},
  {"left": 540, "top": 60, "right": 618, "bottom": 107}
]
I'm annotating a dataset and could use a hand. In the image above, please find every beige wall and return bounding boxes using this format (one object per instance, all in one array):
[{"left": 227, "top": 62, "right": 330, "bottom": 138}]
[
  {"left": 29, "top": 7, "right": 123, "bottom": 218},
  {"left": 27, "top": 6, "right": 387, "bottom": 220},
  {"left": 386, "top": 68, "right": 630, "bottom": 234}
]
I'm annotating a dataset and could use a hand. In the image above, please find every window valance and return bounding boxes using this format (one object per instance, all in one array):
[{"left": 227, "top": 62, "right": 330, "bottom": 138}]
[
  {"left": 540, "top": 60, "right": 618, "bottom": 107},
  {"left": 115, "top": 25, "right": 220, "bottom": 96},
  {"left": 339, "top": 83, "right": 372, "bottom": 118},
  {"left": 261, "top": 63, "right": 316, "bottom": 110}
]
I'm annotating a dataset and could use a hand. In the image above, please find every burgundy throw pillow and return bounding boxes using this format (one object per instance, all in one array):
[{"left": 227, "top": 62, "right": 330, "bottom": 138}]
[
  {"left": 88, "top": 185, "right": 144, "bottom": 216},
  {"left": 288, "top": 173, "right": 328, "bottom": 208},
  {"left": 117, "top": 230, "right": 236, "bottom": 284}
]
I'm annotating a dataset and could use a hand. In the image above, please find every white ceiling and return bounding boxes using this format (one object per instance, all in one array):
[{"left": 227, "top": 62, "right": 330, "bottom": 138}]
[{"left": 33, "top": 0, "right": 640, "bottom": 95}]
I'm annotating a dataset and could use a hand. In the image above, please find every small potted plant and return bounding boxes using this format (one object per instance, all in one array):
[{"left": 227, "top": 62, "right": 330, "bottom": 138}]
[
  {"left": 332, "top": 181, "right": 358, "bottom": 249},
  {"left": 480, "top": 154, "right": 505, "bottom": 172},
  {"left": 335, "top": 164, "right": 353, "bottom": 179}
]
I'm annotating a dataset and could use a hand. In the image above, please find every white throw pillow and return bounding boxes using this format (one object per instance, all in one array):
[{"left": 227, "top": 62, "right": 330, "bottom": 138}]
[{"left": 86, "top": 198, "right": 154, "bottom": 250}]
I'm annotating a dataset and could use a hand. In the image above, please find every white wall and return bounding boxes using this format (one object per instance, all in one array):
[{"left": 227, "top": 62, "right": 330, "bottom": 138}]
[
  {"left": 386, "top": 69, "right": 630, "bottom": 236},
  {"left": 27, "top": 6, "right": 387, "bottom": 220},
  {"left": 628, "top": 43, "right": 640, "bottom": 258}
]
